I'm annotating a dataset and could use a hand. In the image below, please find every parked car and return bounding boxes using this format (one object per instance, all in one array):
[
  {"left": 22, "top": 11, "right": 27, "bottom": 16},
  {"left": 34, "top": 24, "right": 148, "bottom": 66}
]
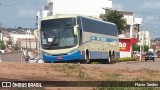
[{"left": 145, "top": 52, "right": 155, "bottom": 61}]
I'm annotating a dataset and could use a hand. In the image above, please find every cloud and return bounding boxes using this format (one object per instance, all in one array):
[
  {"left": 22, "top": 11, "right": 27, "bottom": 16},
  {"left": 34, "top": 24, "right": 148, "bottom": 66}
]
[
  {"left": 138, "top": 1, "right": 160, "bottom": 10},
  {"left": 143, "top": 16, "right": 155, "bottom": 23},
  {"left": 112, "top": 3, "right": 123, "bottom": 10},
  {"left": 18, "top": 9, "right": 36, "bottom": 18},
  {"left": 143, "top": 16, "right": 160, "bottom": 24}
]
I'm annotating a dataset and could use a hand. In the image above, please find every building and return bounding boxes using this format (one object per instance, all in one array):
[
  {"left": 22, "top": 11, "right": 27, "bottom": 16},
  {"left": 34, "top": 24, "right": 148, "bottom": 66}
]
[
  {"left": 36, "top": 0, "right": 113, "bottom": 29},
  {"left": 137, "top": 31, "right": 151, "bottom": 47},
  {"left": 115, "top": 11, "right": 142, "bottom": 58},
  {"left": 0, "top": 30, "right": 3, "bottom": 41},
  {"left": 119, "top": 35, "right": 137, "bottom": 58},
  {"left": 10, "top": 33, "right": 36, "bottom": 50},
  {"left": 36, "top": 6, "right": 49, "bottom": 29},
  {"left": 47, "top": 0, "right": 112, "bottom": 17}
]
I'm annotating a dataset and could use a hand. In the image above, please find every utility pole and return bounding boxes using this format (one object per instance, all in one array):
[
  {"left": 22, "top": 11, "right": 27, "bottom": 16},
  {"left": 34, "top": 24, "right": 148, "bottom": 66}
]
[
  {"left": 26, "top": 38, "right": 27, "bottom": 49},
  {"left": 29, "top": 38, "right": 31, "bottom": 50},
  {"left": 140, "top": 32, "right": 142, "bottom": 61}
]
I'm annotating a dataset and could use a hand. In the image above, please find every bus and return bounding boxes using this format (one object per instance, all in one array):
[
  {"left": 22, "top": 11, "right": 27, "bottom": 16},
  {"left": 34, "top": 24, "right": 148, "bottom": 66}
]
[{"left": 36, "top": 14, "right": 120, "bottom": 64}]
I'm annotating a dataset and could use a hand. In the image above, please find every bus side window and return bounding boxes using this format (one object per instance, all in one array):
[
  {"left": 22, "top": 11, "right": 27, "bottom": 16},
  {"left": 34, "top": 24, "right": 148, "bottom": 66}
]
[
  {"left": 79, "top": 29, "right": 82, "bottom": 45},
  {"left": 77, "top": 17, "right": 83, "bottom": 45}
]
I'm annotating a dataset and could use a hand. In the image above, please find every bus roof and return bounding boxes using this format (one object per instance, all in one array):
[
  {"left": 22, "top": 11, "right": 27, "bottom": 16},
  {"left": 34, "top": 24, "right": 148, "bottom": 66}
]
[
  {"left": 42, "top": 14, "right": 79, "bottom": 20},
  {"left": 42, "top": 14, "right": 116, "bottom": 26}
]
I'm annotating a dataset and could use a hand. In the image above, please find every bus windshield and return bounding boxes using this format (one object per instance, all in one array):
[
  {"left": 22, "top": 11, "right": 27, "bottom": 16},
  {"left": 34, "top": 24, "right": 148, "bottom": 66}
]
[{"left": 41, "top": 27, "right": 78, "bottom": 50}]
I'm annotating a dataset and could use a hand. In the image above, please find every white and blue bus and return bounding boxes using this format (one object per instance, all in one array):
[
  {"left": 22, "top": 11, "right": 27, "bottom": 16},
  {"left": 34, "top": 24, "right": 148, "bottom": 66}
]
[{"left": 39, "top": 14, "right": 120, "bottom": 63}]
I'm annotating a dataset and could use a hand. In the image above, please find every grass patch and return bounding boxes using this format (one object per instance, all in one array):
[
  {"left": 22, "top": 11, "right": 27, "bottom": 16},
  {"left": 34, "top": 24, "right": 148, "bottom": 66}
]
[
  {"left": 78, "top": 69, "right": 91, "bottom": 79},
  {"left": 131, "top": 77, "right": 152, "bottom": 81},
  {"left": 132, "top": 77, "right": 144, "bottom": 81},
  {"left": 116, "top": 57, "right": 137, "bottom": 62},
  {"left": 53, "top": 63, "right": 92, "bottom": 79},
  {"left": 141, "top": 68, "right": 158, "bottom": 76},
  {"left": 91, "top": 62, "right": 101, "bottom": 64},
  {"left": 106, "top": 73, "right": 123, "bottom": 81}
]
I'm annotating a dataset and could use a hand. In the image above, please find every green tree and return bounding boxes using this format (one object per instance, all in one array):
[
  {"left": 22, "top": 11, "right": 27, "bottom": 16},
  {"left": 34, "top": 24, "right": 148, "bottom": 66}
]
[
  {"left": 0, "top": 41, "right": 5, "bottom": 50},
  {"left": 100, "top": 10, "right": 127, "bottom": 34},
  {"left": 133, "top": 44, "right": 140, "bottom": 51},
  {"left": 133, "top": 44, "right": 149, "bottom": 52},
  {"left": 143, "top": 45, "right": 149, "bottom": 52}
]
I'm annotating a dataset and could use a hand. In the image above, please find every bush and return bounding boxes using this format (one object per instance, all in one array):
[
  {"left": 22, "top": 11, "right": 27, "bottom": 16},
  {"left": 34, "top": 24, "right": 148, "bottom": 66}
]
[
  {"left": 116, "top": 57, "right": 137, "bottom": 62},
  {"left": 0, "top": 41, "right": 5, "bottom": 50}
]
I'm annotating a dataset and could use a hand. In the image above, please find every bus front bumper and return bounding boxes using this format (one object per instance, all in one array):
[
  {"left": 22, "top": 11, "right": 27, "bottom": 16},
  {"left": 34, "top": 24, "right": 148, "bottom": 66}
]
[{"left": 43, "top": 50, "right": 84, "bottom": 63}]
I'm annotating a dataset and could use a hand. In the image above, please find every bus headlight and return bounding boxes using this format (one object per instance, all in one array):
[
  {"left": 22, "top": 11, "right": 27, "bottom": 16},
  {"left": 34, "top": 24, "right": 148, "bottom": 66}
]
[
  {"left": 67, "top": 49, "right": 78, "bottom": 55},
  {"left": 43, "top": 52, "right": 52, "bottom": 56}
]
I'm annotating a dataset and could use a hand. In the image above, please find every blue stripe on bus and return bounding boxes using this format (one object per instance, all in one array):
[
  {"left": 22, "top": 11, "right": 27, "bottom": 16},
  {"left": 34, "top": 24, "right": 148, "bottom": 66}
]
[
  {"left": 43, "top": 50, "right": 83, "bottom": 62},
  {"left": 43, "top": 50, "right": 120, "bottom": 63},
  {"left": 90, "top": 36, "right": 118, "bottom": 42}
]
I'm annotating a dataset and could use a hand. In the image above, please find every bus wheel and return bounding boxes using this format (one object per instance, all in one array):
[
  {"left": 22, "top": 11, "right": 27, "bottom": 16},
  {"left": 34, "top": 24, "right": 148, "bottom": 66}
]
[
  {"left": 112, "top": 51, "right": 116, "bottom": 63},
  {"left": 107, "top": 51, "right": 112, "bottom": 64},
  {"left": 83, "top": 49, "right": 90, "bottom": 64}
]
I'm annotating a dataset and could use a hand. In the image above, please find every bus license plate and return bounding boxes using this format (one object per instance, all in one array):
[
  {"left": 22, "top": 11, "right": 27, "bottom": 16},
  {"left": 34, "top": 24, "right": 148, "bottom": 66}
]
[{"left": 57, "top": 56, "right": 63, "bottom": 60}]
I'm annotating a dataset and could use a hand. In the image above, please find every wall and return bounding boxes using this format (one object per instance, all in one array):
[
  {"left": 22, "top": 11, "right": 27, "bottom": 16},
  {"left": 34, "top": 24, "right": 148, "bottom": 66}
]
[
  {"left": 0, "top": 51, "right": 25, "bottom": 62},
  {"left": 119, "top": 38, "right": 132, "bottom": 58},
  {"left": 120, "top": 52, "right": 131, "bottom": 58},
  {"left": 137, "top": 31, "right": 151, "bottom": 47},
  {"left": 0, "top": 30, "right": 2, "bottom": 41},
  {"left": 47, "top": 0, "right": 112, "bottom": 17},
  {"left": 10, "top": 34, "right": 36, "bottom": 49},
  {"left": 123, "top": 13, "right": 134, "bottom": 38}
]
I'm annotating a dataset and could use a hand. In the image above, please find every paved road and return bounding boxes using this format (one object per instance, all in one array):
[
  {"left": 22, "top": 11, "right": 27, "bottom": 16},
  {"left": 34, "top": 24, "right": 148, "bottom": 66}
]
[
  {"left": 0, "top": 52, "right": 159, "bottom": 71},
  {"left": 0, "top": 51, "right": 26, "bottom": 62},
  {"left": 82, "top": 58, "right": 160, "bottom": 70}
]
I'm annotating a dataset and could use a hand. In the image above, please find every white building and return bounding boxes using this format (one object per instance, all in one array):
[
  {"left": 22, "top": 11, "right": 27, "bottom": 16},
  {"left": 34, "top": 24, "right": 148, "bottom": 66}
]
[
  {"left": 10, "top": 33, "right": 36, "bottom": 49},
  {"left": 137, "top": 31, "right": 151, "bottom": 47},
  {"left": 118, "top": 11, "right": 142, "bottom": 38},
  {"left": 116, "top": 11, "right": 142, "bottom": 58},
  {"left": 47, "top": 0, "right": 112, "bottom": 17},
  {"left": 0, "top": 30, "right": 3, "bottom": 41},
  {"left": 119, "top": 11, "right": 135, "bottom": 38},
  {"left": 36, "top": 6, "right": 49, "bottom": 29}
]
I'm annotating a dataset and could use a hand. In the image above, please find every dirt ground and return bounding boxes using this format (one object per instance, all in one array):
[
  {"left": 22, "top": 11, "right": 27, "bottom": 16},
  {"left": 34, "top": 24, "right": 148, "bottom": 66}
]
[{"left": 0, "top": 62, "right": 160, "bottom": 90}]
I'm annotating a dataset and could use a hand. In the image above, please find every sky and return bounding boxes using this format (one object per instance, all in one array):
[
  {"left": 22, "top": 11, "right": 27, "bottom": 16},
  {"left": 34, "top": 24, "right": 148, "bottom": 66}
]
[
  {"left": 0, "top": 0, "right": 160, "bottom": 38},
  {"left": 0, "top": 0, "right": 46, "bottom": 28},
  {"left": 112, "top": 0, "right": 160, "bottom": 39}
]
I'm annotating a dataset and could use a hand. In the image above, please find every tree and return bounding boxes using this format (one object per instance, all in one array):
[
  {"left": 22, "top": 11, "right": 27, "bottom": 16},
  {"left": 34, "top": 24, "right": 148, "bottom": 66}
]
[
  {"left": 0, "top": 41, "right": 5, "bottom": 50},
  {"left": 100, "top": 10, "right": 127, "bottom": 34},
  {"left": 133, "top": 44, "right": 149, "bottom": 52},
  {"left": 143, "top": 45, "right": 149, "bottom": 52},
  {"left": 133, "top": 44, "right": 140, "bottom": 51}
]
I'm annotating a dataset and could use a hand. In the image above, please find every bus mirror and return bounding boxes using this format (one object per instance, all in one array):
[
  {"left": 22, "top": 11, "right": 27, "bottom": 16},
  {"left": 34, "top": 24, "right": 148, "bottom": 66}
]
[
  {"left": 74, "top": 25, "right": 78, "bottom": 35},
  {"left": 34, "top": 29, "right": 39, "bottom": 38}
]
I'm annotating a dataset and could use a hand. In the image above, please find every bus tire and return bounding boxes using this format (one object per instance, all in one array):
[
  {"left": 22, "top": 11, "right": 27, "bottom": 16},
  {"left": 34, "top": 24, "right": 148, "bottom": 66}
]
[
  {"left": 83, "top": 49, "right": 90, "bottom": 64},
  {"left": 112, "top": 51, "right": 116, "bottom": 63},
  {"left": 107, "top": 51, "right": 113, "bottom": 64}
]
